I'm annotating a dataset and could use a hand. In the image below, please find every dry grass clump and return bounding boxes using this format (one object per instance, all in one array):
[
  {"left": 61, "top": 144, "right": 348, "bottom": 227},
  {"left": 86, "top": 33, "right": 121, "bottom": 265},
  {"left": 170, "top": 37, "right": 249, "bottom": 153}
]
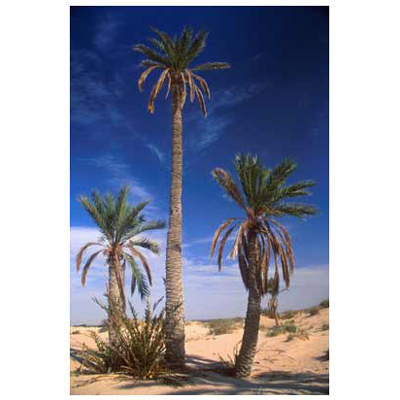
[
  {"left": 286, "top": 329, "right": 310, "bottom": 342},
  {"left": 265, "top": 321, "right": 298, "bottom": 337},
  {"left": 207, "top": 318, "right": 243, "bottom": 336},
  {"left": 321, "top": 323, "right": 329, "bottom": 331},
  {"left": 72, "top": 330, "right": 81, "bottom": 335},
  {"left": 280, "top": 310, "right": 299, "bottom": 320},
  {"left": 305, "top": 306, "right": 320, "bottom": 317}
]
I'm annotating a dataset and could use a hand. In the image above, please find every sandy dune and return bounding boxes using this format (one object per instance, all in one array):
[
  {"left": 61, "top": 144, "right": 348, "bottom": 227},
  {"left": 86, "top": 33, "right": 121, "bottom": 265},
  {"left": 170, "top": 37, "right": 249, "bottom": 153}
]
[{"left": 70, "top": 308, "right": 329, "bottom": 395}]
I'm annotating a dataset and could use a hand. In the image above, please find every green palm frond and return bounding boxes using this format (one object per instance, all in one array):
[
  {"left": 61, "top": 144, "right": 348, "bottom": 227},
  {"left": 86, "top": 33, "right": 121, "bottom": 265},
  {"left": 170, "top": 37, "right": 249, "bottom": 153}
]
[
  {"left": 134, "top": 26, "right": 230, "bottom": 118},
  {"left": 192, "top": 62, "right": 231, "bottom": 71},
  {"left": 124, "top": 252, "right": 150, "bottom": 299},
  {"left": 271, "top": 202, "right": 318, "bottom": 218},
  {"left": 127, "top": 237, "right": 160, "bottom": 255},
  {"left": 211, "top": 168, "right": 246, "bottom": 210},
  {"left": 77, "top": 187, "right": 165, "bottom": 301}
]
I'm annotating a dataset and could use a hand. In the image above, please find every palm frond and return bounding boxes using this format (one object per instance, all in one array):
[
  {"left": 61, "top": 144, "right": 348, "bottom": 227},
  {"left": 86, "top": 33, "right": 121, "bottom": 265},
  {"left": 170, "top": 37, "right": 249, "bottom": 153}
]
[
  {"left": 185, "top": 69, "right": 195, "bottom": 103},
  {"left": 272, "top": 202, "right": 318, "bottom": 218},
  {"left": 194, "top": 84, "right": 207, "bottom": 117},
  {"left": 133, "top": 44, "right": 169, "bottom": 66},
  {"left": 127, "top": 237, "right": 160, "bottom": 255},
  {"left": 129, "top": 246, "right": 153, "bottom": 286},
  {"left": 228, "top": 221, "right": 247, "bottom": 260},
  {"left": 192, "top": 73, "right": 211, "bottom": 98},
  {"left": 81, "top": 250, "right": 103, "bottom": 286},
  {"left": 211, "top": 168, "right": 246, "bottom": 209},
  {"left": 180, "top": 72, "right": 187, "bottom": 108},
  {"left": 138, "top": 66, "right": 159, "bottom": 92},
  {"left": 192, "top": 62, "right": 231, "bottom": 71},
  {"left": 124, "top": 253, "right": 150, "bottom": 299},
  {"left": 187, "top": 30, "right": 208, "bottom": 63},
  {"left": 165, "top": 71, "right": 172, "bottom": 98},
  {"left": 217, "top": 225, "right": 237, "bottom": 271},
  {"left": 210, "top": 217, "right": 236, "bottom": 258},
  {"left": 76, "top": 242, "right": 103, "bottom": 272}
]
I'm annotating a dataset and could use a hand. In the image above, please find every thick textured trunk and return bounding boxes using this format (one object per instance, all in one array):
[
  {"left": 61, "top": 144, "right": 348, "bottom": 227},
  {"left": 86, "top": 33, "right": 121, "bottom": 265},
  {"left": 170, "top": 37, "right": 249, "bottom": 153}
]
[
  {"left": 165, "top": 84, "right": 185, "bottom": 368},
  {"left": 107, "top": 255, "right": 123, "bottom": 347},
  {"left": 235, "top": 231, "right": 261, "bottom": 378}
]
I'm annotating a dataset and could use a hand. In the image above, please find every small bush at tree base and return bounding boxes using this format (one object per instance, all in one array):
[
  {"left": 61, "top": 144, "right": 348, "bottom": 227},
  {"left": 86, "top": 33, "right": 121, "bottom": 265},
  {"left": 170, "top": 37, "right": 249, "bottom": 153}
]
[
  {"left": 78, "top": 295, "right": 167, "bottom": 380},
  {"left": 319, "top": 299, "right": 329, "bottom": 308},
  {"left": 321, "top": 323, "right": 329, "bottom": 331}
]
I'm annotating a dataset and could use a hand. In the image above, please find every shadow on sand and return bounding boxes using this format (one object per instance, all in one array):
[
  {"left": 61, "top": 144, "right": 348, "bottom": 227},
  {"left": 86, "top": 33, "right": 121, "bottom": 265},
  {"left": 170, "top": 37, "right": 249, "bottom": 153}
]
[{"left": 115, "top": 353, "right": 329, "bottom": 395}]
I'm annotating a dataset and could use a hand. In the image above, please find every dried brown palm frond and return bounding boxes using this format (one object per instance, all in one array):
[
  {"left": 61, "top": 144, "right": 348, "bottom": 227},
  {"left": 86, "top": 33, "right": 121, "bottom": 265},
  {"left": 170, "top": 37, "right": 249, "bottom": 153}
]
[
  {"left": 194, "top": 84, "right": 207, "bottom": 117},
  {"left": 217, "top": 225, "right": 237, "bottom": 271},
  {"left": 138, "top": 66, "right": 159, "bottom": 92},
  {"left": 228, "top": 221, "right": 247, "bottom": 260},
  {"left": 76, "top": 242, "right": 103, "bottom": 272},
  {"left": 185, "top": 69, "right": 196, "bottom": 103},
  {"left": 165, "top": 71, "right": 171, "bottom": 99},
  {"left": 210, "top": 217, "right": 236, "bottom": 259},
  {"left": 180, "top": 72, "right": 187, "bottom": 108},
  {"left": 81, "top": 250, "right": 103, "bottom": 286},
  {"left": 192, "top": 73, "right": 211, "bottom": 99}
]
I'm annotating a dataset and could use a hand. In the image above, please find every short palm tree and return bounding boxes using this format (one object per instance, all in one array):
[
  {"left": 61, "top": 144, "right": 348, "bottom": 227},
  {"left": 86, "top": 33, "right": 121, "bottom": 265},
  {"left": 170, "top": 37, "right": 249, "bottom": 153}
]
[
  {"left": 134, "top": 27, "right": 230, "bottom": 368},
  {"left": 211, "top": 154, "right": 317, "bottom": 378},
  {"left": 76, "top": 186, "right": 165, "bottom": 346}
]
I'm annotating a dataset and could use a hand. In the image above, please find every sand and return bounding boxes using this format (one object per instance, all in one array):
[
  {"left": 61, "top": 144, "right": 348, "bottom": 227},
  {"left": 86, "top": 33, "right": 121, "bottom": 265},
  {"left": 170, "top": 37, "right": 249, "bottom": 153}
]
[{"left": 70, "top": 308, "right": 329, "bottom": 395}]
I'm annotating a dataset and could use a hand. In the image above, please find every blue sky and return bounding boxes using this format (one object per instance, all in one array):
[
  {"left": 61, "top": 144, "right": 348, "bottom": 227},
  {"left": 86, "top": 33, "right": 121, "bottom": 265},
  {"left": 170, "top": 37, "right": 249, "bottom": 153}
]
[{"left": 70, "top": 6, "right": 329, "bottom": 325}]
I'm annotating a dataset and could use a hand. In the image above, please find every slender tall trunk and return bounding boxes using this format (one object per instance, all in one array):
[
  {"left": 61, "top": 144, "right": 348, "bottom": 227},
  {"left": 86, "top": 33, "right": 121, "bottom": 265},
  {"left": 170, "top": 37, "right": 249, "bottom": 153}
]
[
  {"left": 165, "top": 83, "right": 185, "bottom": 368},
  {"left": 107, "top": 254, "right": 123, "bottom": 347},
  {"left": 235, "top": 231, "right": 261, "bottom": 378}
]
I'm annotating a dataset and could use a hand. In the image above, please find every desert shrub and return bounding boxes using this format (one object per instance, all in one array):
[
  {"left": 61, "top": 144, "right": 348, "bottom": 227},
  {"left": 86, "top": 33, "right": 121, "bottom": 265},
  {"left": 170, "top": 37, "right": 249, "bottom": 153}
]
[
  {"left": 207, "top": 318, "right": 242, "bottom": 335},
  {"left": 280, "top": 310, "right": 298, "bottom": 320},
  {"left": 72, "top": 330, "right": 81, "bottom": 335},
  {"left": 78, "top": 296, "right": 167, "bottom": 379},
  {"left": 286, "top": 329, "right": 310, "bottom": 342},
  {"left": 319, "top": 299, "right": 329, "bottom": 308},
  {"left": 306, "top": 307, "right": 320, "bottom": 317},
  {"left": 266, "top": 323, "right": 297, "bottom": 337},
  {"left": 98, "top": 319, "right": 108, "bottom": 333},
  {"left": 79, "top": 331, "right": 124, "bottom": 373},
  {"left": 321, "top": 323, "right": 329, "bottom": 331}
]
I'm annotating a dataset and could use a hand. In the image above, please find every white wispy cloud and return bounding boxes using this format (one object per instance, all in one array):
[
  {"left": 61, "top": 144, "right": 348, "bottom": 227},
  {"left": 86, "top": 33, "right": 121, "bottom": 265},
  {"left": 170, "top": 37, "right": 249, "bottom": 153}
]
[
  {"left": 71, "top": 225, "right": 328, "bottom": 324},
  {"left": 93, "top": 17, "right": 123, "bottom": 52},
  {"left": 186, "top": 80, "right": 270, "bottom": 152}
]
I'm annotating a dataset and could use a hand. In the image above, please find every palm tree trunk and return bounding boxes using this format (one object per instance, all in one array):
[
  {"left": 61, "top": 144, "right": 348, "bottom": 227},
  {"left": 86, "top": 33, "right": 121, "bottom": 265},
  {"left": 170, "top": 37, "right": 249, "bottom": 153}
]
[
  {"left": 165, "top": 83, "right": 185, "bottom": 368},
  {"left": 107, "top": 256, "right": 123, "bottom": 347},
  {"left": 235, "top": 231, "right": 261, "bottom": 378}
]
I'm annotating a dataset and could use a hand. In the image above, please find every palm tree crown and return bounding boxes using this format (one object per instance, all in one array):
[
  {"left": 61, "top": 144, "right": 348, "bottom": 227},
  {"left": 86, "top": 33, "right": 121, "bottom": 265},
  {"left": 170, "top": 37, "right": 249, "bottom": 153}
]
[
  {"left": 76, "top": 186, "right": 166, "bottom": 309},
  {"left": 211, "top": 154, "right": 317, "bottom": 296},
  {"left": 134, "top": 26, "right": 230, "bottom": 117}
]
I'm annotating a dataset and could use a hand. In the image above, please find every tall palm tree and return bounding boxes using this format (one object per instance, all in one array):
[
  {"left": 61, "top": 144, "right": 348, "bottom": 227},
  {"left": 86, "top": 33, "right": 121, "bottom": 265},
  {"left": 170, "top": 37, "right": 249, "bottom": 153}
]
[
  {"left": 211, "top": 154, "right": 317, "bottom": 378},
  {"left": 76, "top": 186, "right": 165, "bottom": 346},
  {"left": 134, "top": 27, "right": 230, "bottom": 368}
]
